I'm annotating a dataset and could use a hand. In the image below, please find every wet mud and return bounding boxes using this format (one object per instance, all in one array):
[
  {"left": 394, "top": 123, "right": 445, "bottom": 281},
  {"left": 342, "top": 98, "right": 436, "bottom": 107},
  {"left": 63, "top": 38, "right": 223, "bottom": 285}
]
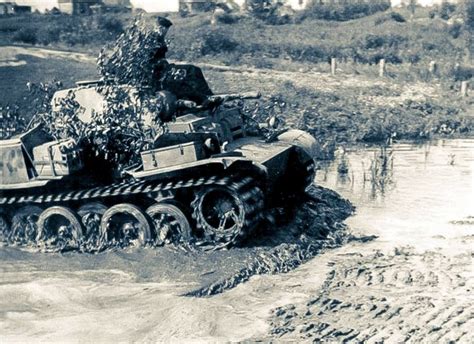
[
  {"left": 188, "top": 185, "right": 356, "bottom": 296},
  {"left": 263, "top": 245, "right": 473, "bottom": 343},
  {"left": 0, "top": 184, "right": 358, "bottom": 342}
]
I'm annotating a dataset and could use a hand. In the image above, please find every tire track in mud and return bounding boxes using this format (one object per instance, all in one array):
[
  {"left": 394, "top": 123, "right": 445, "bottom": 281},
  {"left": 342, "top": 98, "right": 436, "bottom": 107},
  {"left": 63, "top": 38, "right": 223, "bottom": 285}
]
[{"left": 263, "top": 247, "right": 474, "bottom": 343}]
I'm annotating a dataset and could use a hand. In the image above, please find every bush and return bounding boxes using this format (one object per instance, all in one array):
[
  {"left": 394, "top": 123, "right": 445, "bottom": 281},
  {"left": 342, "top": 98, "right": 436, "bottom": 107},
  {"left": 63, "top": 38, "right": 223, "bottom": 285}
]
[
  {"left": 38, "top": 27, "right": 61, "bottom": 45},
  {"left": 96, "top": 15, "right": 124, "bottom": 34},
  {"left": 462, "top": 0, "right": 474, "bottom": 31},
  {"left": 200, "top": 30, "right": 238, "bottom": 55},
  {"left": 363, "top": 34, "right": 407, "bottom": 49},
  {"left": 439, "top": 2, "right": 457, "bottom": 20},
  {"left": 375, "top": 11, "right": 406, "bottom": 25},
  {"left": 12, "top": 27, "right": 37, "bottom": 44},
  {"left": 451, "top": 64, "right": 474, "bottom": 81},
  {"left": 390, "top": 12, "right": 406, "bottom": 23},
  {"left": 298, "top": 2, "right": 390, "bottom": 22},
  {"left": 216, "top": 13, "right": 241, "bottom": 24},
  {"left": 448, "top": 22, "right": 463, "bottom": 38}
]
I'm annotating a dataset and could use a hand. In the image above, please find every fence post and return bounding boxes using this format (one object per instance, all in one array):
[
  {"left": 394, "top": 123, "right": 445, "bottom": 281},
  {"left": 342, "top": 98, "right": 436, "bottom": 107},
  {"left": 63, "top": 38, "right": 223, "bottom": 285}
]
[
  {"left": 379, "top": 59, "right": 386, "bottom": 77},
  {"left": 428, "top": 60, "right": 437, "bottom": 75},
  {"left": 331, "top": 58, "right": 336, "bottom": 76},
  {"left": 460, "top": 81, "right": 469, "bottom": 97},
  {"left": 211, "top": 12, "right": 217, "bottom": 26}
]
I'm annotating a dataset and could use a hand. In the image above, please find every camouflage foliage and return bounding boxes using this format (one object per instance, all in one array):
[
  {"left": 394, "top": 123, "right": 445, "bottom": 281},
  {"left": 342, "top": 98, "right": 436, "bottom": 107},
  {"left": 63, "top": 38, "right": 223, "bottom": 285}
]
[{"left": 97, "top": 17, "right": 166, "bottom": 87}]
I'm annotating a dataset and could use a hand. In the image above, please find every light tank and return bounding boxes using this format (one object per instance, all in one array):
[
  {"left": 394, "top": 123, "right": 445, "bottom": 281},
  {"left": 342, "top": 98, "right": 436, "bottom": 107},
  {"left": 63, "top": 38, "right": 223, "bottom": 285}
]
[{"left": 0, "top": 80, "right": 316, "bottom": 250}]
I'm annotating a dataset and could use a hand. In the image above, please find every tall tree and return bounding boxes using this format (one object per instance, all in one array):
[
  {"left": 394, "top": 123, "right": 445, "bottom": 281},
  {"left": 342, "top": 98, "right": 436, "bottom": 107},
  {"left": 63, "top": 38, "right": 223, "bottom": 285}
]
[{"left": 408, "top": 0, "right": 417, "bottom": 19}]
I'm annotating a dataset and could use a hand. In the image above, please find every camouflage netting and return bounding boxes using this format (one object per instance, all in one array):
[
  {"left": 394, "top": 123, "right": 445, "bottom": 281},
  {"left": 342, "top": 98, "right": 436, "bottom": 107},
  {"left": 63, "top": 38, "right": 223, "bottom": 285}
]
[
  {"left": 27, "top": 16, "right": 215, "bottom": 170},
  {"left": 34, "top": 84, "right": 164, "bottom": 170},
  {"left": 26, "top": 18, "right": 176, "bottom": 170}
]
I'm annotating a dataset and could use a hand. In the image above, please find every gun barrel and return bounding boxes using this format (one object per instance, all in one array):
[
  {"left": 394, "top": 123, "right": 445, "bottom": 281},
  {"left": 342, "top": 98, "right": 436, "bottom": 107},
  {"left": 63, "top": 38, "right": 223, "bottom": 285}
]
[{"left": 210, "top": 92, "right": 261, "bottom": 102}]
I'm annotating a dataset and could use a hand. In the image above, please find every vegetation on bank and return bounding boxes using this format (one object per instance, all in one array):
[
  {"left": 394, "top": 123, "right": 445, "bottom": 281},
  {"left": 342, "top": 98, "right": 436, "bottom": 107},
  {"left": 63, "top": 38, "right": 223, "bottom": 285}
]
[
  {"left": 0, "top": 3, "right": 471, "bottom": 72},
  {"left": 245, "top": 80, "right": 473, "bottom": 160}
]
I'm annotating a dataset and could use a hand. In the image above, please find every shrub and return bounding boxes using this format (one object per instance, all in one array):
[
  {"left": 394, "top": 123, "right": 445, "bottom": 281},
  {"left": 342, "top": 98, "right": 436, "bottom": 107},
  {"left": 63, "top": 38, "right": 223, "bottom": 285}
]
[
  {"left": 451, "top": 64, "right": 474, "bottom": 81},
  {"left": 38, "top": 27, "right": 61, "bottom": 45},
  {"left": 363, "top": 34, "right": 407, "bottom": 49},
  {"left": 12, "top": 27, "right": 37, "bottom": 44},
  {"left": 448, "top": 22, "right": 463, "bottom": 38},
  {"left": 298, "top": 2, "right": 390, "bottom": 22},
  {"left": 406, "top": 53, "right": 421, "bottom": 64},
  {"left": 390, "top": 12, "right": 406, "bottom": 23},
  {"left": 216, "top": 12, "right": 241, "bottom": 24},
  {"left": 461, "top": 0, "right": 474, "bottom": 31},
  {"left": 439, "top": 2, "right": 457, "bottom": 20},
  {"left": 96, "top": 15, "right": 124, "bottom": 34},
  {"left": 375, "top": 11, "right": 406, "bottom": 25},
  {"left": 200, "top": 30, "right": 238, "bottom": 55}
]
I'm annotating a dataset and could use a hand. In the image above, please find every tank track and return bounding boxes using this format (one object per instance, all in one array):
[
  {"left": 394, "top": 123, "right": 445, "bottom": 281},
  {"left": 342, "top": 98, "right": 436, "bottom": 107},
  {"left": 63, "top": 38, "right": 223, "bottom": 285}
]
[
  {"left": 0, "top": 175, "right": 229, "bottom": 206},
  {"left": 0, "top": 174, "right": 266, "bottom": 251}
]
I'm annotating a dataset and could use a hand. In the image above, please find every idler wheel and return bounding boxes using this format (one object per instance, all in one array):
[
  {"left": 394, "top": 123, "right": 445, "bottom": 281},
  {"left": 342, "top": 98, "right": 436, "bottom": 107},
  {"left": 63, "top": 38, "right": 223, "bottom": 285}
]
[
  {"left": 192, "top": 178, "right": 264, "bottom": 247},
  {"left": 146, "top": 202, "right": 192, "bottom": 246},
  {"left": 36, "top": 206, "right": 84, "bottom": 248},
  {"left": 11, "top": 205, "right": 43, "bottom": 243},
  {"left": 100, "top": 203, "right": 151, "bottom": 247}
]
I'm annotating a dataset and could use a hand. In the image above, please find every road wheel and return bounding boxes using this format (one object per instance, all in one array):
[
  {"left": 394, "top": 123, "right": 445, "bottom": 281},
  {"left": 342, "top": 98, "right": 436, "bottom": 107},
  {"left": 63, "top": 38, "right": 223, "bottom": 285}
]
[
  {"left": 0, "top": 213, "right": 10, "bottom": 242},
  {"left": 11, "top": 205, "right": 43, "bottom": 244},
  {"left": 100, "top": 203, "right": 151, "bottom": 247},
  {"left": 146, "top": 202, "right": 192, "bottom": 246},
  {"left": 36, "top": 206, "right": 84, "bottom": 249},
  {"left": 78, "top": 202, "right": 107, "bottom": 236}
]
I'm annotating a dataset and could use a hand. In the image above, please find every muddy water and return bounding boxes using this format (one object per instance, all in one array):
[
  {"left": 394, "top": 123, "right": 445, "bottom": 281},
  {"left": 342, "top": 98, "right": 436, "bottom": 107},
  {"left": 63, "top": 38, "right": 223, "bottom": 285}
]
[
  {"left": 1, "top": 139, "right": 473, "bottom": 342},
  {"left": 318, "top": 139, "right": 474, "bottom": 250}
]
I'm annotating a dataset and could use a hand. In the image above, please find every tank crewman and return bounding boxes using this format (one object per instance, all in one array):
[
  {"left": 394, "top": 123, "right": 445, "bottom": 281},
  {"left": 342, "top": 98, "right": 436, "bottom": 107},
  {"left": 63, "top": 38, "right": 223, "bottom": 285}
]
[
  {"left": 151, "top": 16, "right": 173, "bottom": 62},
  {"left": 151, "top": 17, "right": 214, "bottom": 106}
]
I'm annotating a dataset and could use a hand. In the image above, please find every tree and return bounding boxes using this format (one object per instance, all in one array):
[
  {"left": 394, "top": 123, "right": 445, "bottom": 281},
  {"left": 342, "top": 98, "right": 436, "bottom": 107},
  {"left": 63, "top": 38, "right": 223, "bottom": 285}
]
[
  {"left": 458, "top": 0, "right": 474, "bottom": 61},
  {"left": 408, "top": 0, "right": 417, "bottom": 18}
]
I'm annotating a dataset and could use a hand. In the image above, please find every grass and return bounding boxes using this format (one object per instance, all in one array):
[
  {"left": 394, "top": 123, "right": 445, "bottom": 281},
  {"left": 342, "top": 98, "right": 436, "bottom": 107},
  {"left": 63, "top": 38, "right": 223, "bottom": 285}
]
[
  {"left": 0, "top": 9, "right": 471, "bottom": 72},
  {"left": 0, "top": 54, "right": 98, "bottom": 113}
]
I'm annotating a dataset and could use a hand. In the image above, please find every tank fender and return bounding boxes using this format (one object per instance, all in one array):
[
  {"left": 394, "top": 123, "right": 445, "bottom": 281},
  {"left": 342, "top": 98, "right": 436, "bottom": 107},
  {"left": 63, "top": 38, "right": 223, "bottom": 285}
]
[
  {"left": 219, "top": 158, "right": 268, "bottom": 179},
  {"left": 127, "top": 157, "right": 267, "bottom": 181},
  {"left": 277, "top": 129, "right": 317, "bottom": 160}
]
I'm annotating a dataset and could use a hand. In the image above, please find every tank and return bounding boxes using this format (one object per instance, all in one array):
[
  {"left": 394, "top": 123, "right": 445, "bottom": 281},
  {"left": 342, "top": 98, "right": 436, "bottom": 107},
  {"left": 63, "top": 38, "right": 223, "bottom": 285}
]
[{"left": 0, "top": 81, "right": 316, "bottom": 251}]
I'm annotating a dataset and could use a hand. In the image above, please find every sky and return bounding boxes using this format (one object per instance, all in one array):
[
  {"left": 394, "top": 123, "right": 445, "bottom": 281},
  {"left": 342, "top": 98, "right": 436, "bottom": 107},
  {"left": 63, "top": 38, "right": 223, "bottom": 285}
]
[{"left": 0, "top": 0, "right": 180, "bottom": 12}]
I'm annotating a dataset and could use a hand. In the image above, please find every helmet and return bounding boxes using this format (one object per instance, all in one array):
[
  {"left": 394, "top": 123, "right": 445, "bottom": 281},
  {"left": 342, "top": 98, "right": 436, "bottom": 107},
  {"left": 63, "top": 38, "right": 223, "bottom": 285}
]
[{"left": 156, "top": 91, "right": 177, "bottom": 123}]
